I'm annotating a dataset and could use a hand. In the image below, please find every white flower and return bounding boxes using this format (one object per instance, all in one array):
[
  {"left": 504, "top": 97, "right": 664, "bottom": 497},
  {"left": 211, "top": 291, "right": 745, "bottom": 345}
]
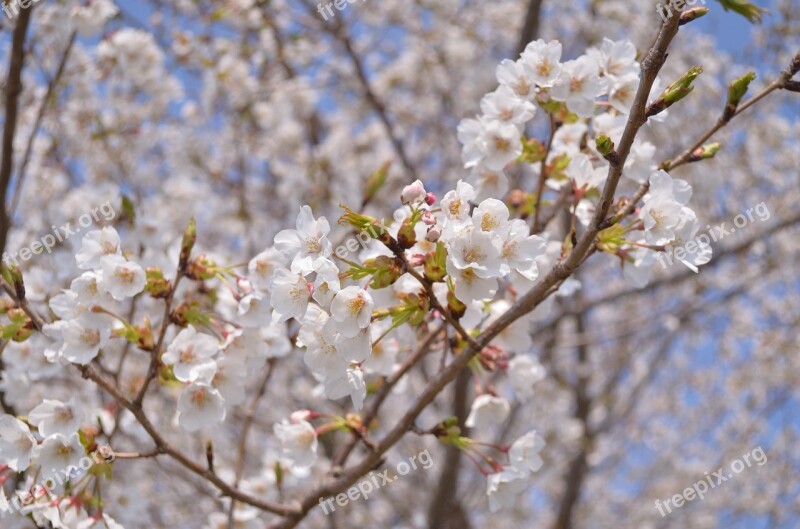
[
  {"left": 496, "top": 59, "right": 536, "bottom": 99},
  {"left": 550, "top": 56, "right": 608, "bottom": 118},
  {"left": 247, "top": 247, "right": 288, "bottom": 291},
  {"left": 468, "top": 165, "right": 509, "bottom": 202},
  {"left": 33, "top": 433, "right": 85, "bottom": 482},
  {"left": 623, "top": 243, "right": 659, "bottom": 288},
  {"left": 457, "top": 118, "right": 486, "bottom": 169},
  {"left": 446, "top": 259, "right": 498, "bottom": 304},
  {"left": 311, "top": 258, "right": 340, "bottom": 308},
  {"left": 608, "top": 72, "right": 640, "bottom": 114},
  {"left": 479, "top": 120, "right": 523, "bottom": 171},
  {"left": 300, "top": 306, "right": 349, "bottom": 379},
  {"left": 508, "top": 355, "right": 546, "bottom": 400},
  {"left": 273, "top": 206, "right": 333, "bottom": 275},
  {"left": 329, "top": 286, "right": 374, "bottom": 338},
  {"left": 61, "top": 315, "right": 111, "bottom": 365},
  {"left": 480, "top": 85, "right": 536, "bottom": 126},
  {"left": 587, "top": 38, "right": 639, "bottom": 80},
  {"left": 99, "top": 254, "right": 146, "bottom": 300},
  {"left": 259, "top": 323, "right": 293, "bottom": 359},
  {"left": 0, "top": 415, "right": 36, "bottom": 471},
  {"left": 509, "top": 430, "right": 546, "bottom": 475},
  {"left": 269, "top": 267, "right": 310, "bottom": 322},
  {"left": 465, "top": 395, "right": 511, "bottom": 430},
  {"left": 274, "top": 418, "right": 318, "bottom": 469},
  {"left": 211, "top": 356, "right": 248, "bottom": 407},
  {"left": 70, "top": 0, "right": 119, "bottom": 37},
  {"left": 640, "top": 170, "right": 694, "bottom": 245},
  {"left": 551, "top": 122, "right": 588, "bottom": 156},
  {"left": 237, "top": 290, "right": 272, "bottom": 328},
  {"left": 486, "top": 468, "right": 529, "bottom": 513},
  {"left": 565, "top": 153, "right": 606, "bottom": 191},
  {"left": 28, "top": 399, "right": 85, "bottom": 437},
  {"left": 499, "top": 219, "right": 546, "bottom": 279},
  {"left": 667, "top": 210, "right": 713, "bottom": 273},
  {"left": 472, "top": 198, "right": 510, "bottom": 233},
  {"left": 623, "top": 140, "right": 657, "bottom": 183},
  {"left": 401, "top": 180, "right": 427, "bottom": 206},
  {"left": 441, "top": 180, "right": 476, "bottom": 229},
  {"left": 162, "top": 326, "right": 220, "bottom": 383},
  {"left": 76, "top": 227, "right": 121, "bottom": 270},
  {"left": 519, "top": 39, "right": 563, "bottom": 88},
  {"left": 177, "top": 383, "right": 226, "bottom": 432},
  {"left": 71, "top": 271, "right": 113, "bottom": 310},
  {"left": 446, "top": 226, "right": 503, "bottom": 279},
  {"left": 325, "top": 367, "right": 367, "bottom": 410}
]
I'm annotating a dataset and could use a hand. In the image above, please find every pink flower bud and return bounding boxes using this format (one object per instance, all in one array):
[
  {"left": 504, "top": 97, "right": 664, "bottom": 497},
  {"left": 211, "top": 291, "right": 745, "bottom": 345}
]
[
  {"left": 409, "top": 253, "right": 426, "bottom": 266},
  {"left": 426, "top": 226, "right": 442, "bottom": 242},
  {"left": 422, "top": 211, "right": 436, "bottom": 225},
  {"left": 401, "top": 180, "right": 426, "bottom": 206},
  {"left": 425, "top": 192, "right": 436, "bottom": 206}
]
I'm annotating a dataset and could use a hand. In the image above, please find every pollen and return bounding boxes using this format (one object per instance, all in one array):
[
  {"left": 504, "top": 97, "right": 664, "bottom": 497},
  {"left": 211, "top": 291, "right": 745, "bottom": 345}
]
[
  {"left": 569, "top": 76, "right": 586, "bottom": 93},
  {"left": 180, "top": 346, "right": 196, "bottom": 363},
  {"left": 347, "top": 295, "right": 366, "bottom": 315},
  {"left": 305, "top": 237, "right": 322, "bottom": 253},
  {"left": 536, "top": 60, "right": 551, "bottom": 77},
  {"left": 115, "top": 266, "right": 136, "bottom": 284},
  {"left": 514, "top": 79, "right": 532, "bottom": 97},
  {"left": 191, "top": 387, "right": 209, "bottom": 406},
  {"left": 82, "top": 329, "right": 101, "bottom": 346},
  {"left": 55, "top": 407, "right": 74, "bottom": 422},
  {"left": 502, "top": 241, "right": 517, "bottom": 259},
  {"left": 463, "top": 247, "right": 485, "bottom": 264},
  {"left": 56, "top": 445, "right": 74, "bottom": 457},
  {"left": 449, "top": 199, "right": 463, "bottom": 217},
  {"left": 481, "top": 213, "right": 498, "bottom": 231},
  {"left": 493, "top": 136, "right": 511, "bottom": 152}
]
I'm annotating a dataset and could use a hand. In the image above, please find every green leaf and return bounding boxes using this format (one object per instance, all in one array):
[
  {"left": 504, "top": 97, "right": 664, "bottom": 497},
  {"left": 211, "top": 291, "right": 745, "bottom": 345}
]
[
  {"left": 597, "top": 224, "right": 627, "bottom": 254},
  {"left": 715, "top": 0, "right": 768, "bottom": 23}
]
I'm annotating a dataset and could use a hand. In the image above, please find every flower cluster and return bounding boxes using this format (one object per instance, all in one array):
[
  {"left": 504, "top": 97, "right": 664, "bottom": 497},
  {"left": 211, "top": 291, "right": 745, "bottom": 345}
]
[{"left": 457, "top": 38, "right": 708, "bottom": 286}]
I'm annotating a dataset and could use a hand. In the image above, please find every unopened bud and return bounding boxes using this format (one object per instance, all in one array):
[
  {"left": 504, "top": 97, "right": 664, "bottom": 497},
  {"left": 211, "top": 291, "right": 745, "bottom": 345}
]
[
  {"left": 646, "top": 67, "right": 703, "bottom": 118},
  {"left": 425, "top": 192, "right": 436, "bottom": 206},
  {"left": 401, "top": 180, "right": 426, "bottom": 206},
  {"left": 679, "top": 7, "right": 709, "bottom": 25},
  {"left": 397, "top": 217, "right": 417, "bottom": 249},
  {"left": 425, "top": 225, "right": 442, "bottom": 242},
  {"left": 724, "top": 71, "right": 757, "bottom": 120},
  {"left": 689, "top": 142, "right": 721, "bottom": 162},
  {"left": 179, "top": 217, "right": 197, "bottom": 271}
]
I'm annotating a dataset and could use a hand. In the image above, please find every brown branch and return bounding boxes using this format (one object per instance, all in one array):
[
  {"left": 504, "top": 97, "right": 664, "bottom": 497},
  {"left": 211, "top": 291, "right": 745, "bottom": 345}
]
[
  {"left": 516, "top": 0, "right": 545, "bottom": 56},
  {"left": 78, "top": 363, "right": 301, "bottom": 517},
  {"left": 666, "top": 50, "right": 800, "bottom": 172},
  {"left": 9, "top": 31, "right": 77, "bottom": 218},
  {"left": 318, "top": 11, "right": 418, "bottom": 180},
  {"left": 0, "top": 5, "right": 33, "bottom": 254},
  {"left": 227, "top": 359, "right": 277, "bottom": 528}
]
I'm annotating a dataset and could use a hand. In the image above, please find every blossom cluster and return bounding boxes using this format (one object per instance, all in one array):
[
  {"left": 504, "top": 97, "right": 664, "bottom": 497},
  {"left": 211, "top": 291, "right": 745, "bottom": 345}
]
[
  {"left": 0, "top": 1, "right": 787, "bottom": 520},
  {"left": 457, "top": 38, "right": 709, "bottom": 286}
]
